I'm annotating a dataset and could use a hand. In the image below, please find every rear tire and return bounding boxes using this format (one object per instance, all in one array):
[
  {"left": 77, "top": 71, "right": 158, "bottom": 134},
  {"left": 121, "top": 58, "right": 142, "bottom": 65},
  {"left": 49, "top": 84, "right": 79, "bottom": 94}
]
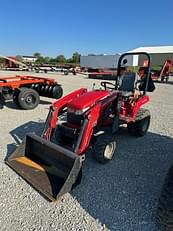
[
  {"left": 17, "top": 88, "right": 40, "bottom": 110},
  {"left": 127, "top": 108, "right": 150, "bottom": 137},
  {"left": 92, "top": 134, "right": 116, "bottom": 164},
  {"left": 156, "top": 165, "right": 173, "bottom": 230}
]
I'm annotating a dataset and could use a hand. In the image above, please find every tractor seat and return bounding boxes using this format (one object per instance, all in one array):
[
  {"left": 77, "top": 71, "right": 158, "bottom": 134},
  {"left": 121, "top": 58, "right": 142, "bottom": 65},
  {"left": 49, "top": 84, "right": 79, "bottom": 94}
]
[{"left": 119, "top": 72, "right": 137, "bottom": 97}]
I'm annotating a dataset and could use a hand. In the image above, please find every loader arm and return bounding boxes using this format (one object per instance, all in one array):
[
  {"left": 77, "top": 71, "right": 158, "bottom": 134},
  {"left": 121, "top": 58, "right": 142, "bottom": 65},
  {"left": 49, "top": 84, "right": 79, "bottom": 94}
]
[
  {"left": 43, "top": 88, "right": 87, "bottom": 140},
  {"left": 75, "top": 103, "right": 102, "bottom": 155}
]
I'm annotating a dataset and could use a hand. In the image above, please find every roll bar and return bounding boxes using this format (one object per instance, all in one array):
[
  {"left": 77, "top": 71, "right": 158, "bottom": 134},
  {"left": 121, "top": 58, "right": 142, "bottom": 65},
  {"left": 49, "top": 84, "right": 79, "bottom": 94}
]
[{"left": 116, "top": 52, "right": 151, "bottom": 94}]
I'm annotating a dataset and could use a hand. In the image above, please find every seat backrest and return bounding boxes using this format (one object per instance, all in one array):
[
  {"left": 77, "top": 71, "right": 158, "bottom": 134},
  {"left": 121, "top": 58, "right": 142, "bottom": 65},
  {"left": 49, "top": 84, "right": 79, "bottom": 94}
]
[{"left": 119, "top": 72, "right": 136, "bottom": 92}]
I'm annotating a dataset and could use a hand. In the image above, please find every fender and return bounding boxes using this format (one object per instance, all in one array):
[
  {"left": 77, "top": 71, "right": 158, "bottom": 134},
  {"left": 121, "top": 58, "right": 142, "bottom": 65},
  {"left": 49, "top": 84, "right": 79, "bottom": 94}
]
[{"left": 131, "top": 95, "right": 150, "bottom": 121}]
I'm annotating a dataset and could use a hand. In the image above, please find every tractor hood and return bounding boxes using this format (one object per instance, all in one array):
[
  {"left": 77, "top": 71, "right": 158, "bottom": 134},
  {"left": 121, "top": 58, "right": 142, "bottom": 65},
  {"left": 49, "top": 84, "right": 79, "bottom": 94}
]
[{"left": 67, "top": 90, "right": 110, "bottom": 111}]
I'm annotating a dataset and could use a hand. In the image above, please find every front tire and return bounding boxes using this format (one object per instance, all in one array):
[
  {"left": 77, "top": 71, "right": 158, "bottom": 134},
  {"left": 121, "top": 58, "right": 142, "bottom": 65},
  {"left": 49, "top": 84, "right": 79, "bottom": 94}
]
[
  {"left": 92, "top": 134, "right": 117, "bottom": 164},
  {"left": 127, "top": 108, "right": 150, "bottom": 137},
  {"left": 156, "top": 165, "right": 173, "bottom": 230}
]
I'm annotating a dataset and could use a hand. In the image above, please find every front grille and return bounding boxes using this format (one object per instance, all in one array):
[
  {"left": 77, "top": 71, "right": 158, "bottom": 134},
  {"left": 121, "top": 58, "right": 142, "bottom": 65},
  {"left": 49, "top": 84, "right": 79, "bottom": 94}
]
[{"left": 67, "top": 112, "right": 83, "bottom": 125}]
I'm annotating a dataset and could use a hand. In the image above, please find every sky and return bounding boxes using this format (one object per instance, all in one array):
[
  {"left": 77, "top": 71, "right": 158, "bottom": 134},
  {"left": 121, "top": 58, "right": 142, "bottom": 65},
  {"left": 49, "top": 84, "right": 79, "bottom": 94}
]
[{"left": 0, "top": 0, "right": 172, "bottom": 58}]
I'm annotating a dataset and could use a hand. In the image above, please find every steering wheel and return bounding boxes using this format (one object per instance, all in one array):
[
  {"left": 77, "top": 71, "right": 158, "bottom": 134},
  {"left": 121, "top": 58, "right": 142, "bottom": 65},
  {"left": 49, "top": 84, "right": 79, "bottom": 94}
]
[{"left": 101, "top": 81, "right": 116, "bottom": 90}]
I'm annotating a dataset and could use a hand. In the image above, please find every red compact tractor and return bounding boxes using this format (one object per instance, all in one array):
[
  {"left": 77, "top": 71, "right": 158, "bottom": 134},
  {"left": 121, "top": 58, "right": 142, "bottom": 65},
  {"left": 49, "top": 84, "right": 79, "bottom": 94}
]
[
  {"left": 6, "top": 52, "right": 154, "bottom": 201},
  {"left": 0, "top": 76, "right": 63, "bottom": 109}
]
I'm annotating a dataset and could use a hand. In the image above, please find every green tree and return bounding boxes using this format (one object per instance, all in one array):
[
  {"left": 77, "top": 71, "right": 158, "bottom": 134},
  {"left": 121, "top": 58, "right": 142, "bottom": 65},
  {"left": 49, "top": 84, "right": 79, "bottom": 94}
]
[
  {"left": 49, "top": 58, "right": 57, "bottom": 64},
  {"left": 35, "top": 56, "right": 45, "bottom": 65},
  {"left": 33, "top": 52, "right": 41, "bottom": 58},
  {"left": 0, "top": 57, "right": 5, "bottom": 63},
  {"left": 66, "top": 58, "right": 73, "bottom": 63},
  {"left": 44, "top": 56, "right": 50, "bottom": 64},
  {"left": 33, "top": 52, "right": 48, "bottom": 65},
  {"left": 55, "top": 55, "right": 66, "bottom": 63},
  {"left": 72, "top": 52, "right": 81, "bottom": 64}
]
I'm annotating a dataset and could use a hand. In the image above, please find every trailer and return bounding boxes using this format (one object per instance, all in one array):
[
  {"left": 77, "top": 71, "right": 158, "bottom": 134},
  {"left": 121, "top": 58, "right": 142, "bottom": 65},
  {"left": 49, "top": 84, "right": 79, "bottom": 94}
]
[
  {"left": 80, "top": 54, "right": 120, "bottom": 70},
  {"left": 0, "top": 55, "right": 28, "bottom": 71},
  {"left": 88, "top": 71, "right": 116, "bottom": 80},
  {"left": 80, "top": 54, "right": 135, "bottom": 80}
]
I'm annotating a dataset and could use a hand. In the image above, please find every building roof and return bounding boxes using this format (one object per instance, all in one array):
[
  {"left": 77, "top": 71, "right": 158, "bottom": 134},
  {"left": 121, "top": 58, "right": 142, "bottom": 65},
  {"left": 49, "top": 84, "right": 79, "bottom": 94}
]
[{"left": 128, "top": 46, "right": 173, "bottom": 54}]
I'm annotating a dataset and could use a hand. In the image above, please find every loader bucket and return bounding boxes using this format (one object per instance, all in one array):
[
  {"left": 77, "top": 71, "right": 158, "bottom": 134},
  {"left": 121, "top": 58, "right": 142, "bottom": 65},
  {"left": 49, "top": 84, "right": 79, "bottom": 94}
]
[{"left": 5, "top": 133, "right": 81, "bottom": 201}]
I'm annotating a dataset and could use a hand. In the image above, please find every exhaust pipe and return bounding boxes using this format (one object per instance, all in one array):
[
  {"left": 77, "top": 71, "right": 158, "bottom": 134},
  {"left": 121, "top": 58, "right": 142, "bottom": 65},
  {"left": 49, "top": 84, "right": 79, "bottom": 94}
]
[{"left": 5, "top": 133, "right": 81, "bottom": 201}]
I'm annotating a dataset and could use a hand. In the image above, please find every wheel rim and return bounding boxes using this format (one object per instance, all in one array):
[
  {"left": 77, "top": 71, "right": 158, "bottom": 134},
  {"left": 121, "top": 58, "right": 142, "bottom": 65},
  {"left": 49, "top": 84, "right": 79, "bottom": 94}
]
[
  {"left": 104, "top": 142, "right": 115, "bottom": 159},
  {"left": 25, "top": 94, "right": 36, "bottom": 105}
]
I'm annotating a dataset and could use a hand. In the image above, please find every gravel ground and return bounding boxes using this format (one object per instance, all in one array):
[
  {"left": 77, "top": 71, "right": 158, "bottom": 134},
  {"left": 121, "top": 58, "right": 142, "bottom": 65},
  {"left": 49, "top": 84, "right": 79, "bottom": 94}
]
[{"left": 0, "top": 71, "right": 173, "bottom": 231}]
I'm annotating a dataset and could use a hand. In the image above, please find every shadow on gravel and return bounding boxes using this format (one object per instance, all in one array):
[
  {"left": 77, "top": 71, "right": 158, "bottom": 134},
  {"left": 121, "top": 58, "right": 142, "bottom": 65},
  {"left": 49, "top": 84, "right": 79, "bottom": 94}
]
[
  {"left": 6, "top": 122, "right": 173, "bottom": 231},
  {"left": 72, "top": 129, "right": 173, "bottom": 231},
  {"left": 6, "top": 121, "right": 44, "bottom": 160},
  {"left": 154, "top": 80, "right": 173, "bottom": 85},
  {"left": 4, "top": 99, "right": 51, "bottom": 110},
  {"left": 4, "top": 101, "right": 20, "bottom": 110},
  {"left": 165, "top": 80, "right": 173, "bottom": 85},
  {"left": 40, "top": 100, "right": 52, "bottom": 105}
]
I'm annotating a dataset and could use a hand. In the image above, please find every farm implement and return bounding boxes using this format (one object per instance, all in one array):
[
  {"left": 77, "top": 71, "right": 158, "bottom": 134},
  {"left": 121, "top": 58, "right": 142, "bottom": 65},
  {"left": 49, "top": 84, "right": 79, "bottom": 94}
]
[{"left": 0, "top": 75, "right": 63, "bottom": 109}]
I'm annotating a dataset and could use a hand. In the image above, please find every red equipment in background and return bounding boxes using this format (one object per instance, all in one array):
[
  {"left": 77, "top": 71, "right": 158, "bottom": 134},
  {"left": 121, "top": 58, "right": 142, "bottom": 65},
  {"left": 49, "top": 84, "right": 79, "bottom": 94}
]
[
  {"left": 1, "top": 56, "right": 28, "bottom": 71},
  {"left": 151, "top": 59, "right": 172, "bottom": 82}
]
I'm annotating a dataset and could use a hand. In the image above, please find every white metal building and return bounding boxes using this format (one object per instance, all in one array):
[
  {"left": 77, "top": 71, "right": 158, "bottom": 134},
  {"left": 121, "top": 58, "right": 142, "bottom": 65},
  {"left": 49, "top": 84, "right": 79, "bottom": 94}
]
[{"left": 128, "top": 46, "right": 173, "bottom": 66}]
